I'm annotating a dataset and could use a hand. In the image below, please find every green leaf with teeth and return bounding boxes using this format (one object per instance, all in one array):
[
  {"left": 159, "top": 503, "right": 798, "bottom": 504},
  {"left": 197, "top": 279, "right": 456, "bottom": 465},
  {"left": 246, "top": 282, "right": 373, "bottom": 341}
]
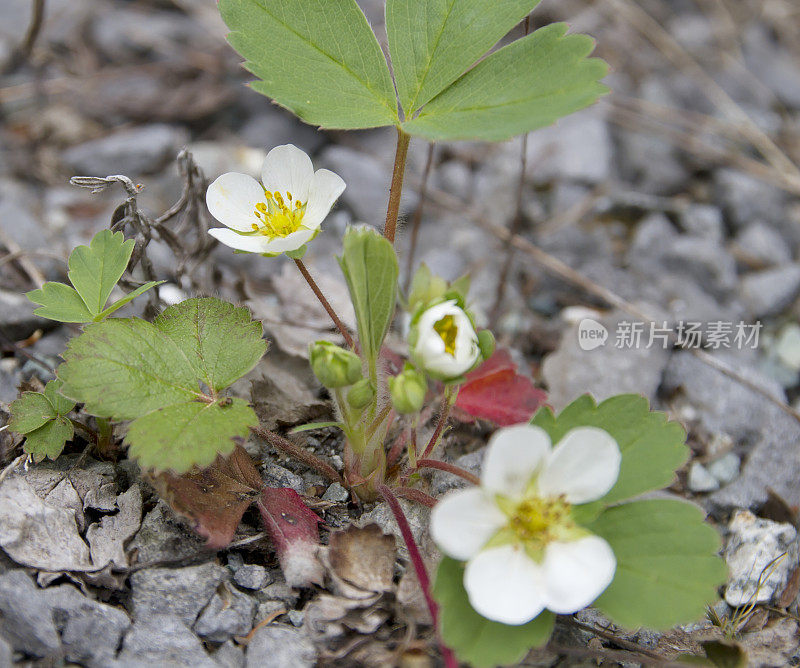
[
  {"left": 57, "top": 297, "right": 267, "bottom": 473},
  {"left": 219, "top": 0, "right": 399, "bottom": 129},
  {"left": 9, "top": 379, "right": 76, "bottom": 462}
]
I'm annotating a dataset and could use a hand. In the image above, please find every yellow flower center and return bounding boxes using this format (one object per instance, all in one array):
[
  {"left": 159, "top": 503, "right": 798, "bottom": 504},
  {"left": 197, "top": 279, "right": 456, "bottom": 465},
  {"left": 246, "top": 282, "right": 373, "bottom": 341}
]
[
  {"left": 507, "top": 496, "right": 573, "bottom": 547},
  {"left": 252, "top": 189, "right": 306, "bottom": 238},
  {"left": 433, "top": 314, "right": 458, "bottom": 356}
]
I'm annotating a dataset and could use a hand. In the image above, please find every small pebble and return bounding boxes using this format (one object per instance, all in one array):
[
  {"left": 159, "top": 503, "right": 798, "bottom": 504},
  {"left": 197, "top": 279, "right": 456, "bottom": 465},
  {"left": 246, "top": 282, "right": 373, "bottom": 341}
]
[
  {"left": 321, "top": 482, "right": 350, "bottom": 503},
  {"left": 234, "top": 565, "right": 270, "bottom": 591},
  {"left": 687, "top": 461, "right": 720, "bottom": 493}
]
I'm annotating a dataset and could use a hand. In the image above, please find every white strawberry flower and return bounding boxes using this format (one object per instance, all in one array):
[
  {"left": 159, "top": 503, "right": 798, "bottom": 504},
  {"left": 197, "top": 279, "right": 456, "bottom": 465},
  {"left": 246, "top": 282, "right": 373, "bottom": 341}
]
[
  {"left": 411, "top": 300, "right": 480, "bottom": 380},
  {"left": 206, "top": 144, "right": 345, "bottom": 256},
  {"left": 430, "top": 424, "right": 621, "bottom": 625}
]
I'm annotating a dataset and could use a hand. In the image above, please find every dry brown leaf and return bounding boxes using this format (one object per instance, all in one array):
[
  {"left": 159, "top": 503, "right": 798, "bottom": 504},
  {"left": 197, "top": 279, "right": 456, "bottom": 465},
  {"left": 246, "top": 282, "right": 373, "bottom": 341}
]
[{"left": 328, "top": 524, "right": 396, "bottom": 595}]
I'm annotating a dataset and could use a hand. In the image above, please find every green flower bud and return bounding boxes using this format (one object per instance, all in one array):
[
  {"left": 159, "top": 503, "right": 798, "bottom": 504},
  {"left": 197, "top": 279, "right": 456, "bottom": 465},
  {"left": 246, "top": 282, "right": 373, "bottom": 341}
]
[
  {"left": 309, "top": 341, "right": 362, "bottom": 388},
  {"left": 477, "top": 329, "right": 496, "bottom": 362},
  {"left": 347, "top": 378, "right": 375, "bottom": 410},
  {"left": 389, "top": 368, "right": 427, "bottom": 414}
]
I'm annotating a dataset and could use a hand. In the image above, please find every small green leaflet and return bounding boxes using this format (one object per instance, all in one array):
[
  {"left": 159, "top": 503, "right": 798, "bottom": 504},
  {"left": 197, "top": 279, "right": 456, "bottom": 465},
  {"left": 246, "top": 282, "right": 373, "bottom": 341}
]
[
  {"left": 219, "top": 0, "right": 398, "bottom": 129},
  {"left": 58, "top": 297, "right": 267, "bottom": 473},
  {"left": 8, "top": 379, "right": 76, "bottom": 462},
  {"left": 403, "top": 24, "right": 609, "bottom": 141},
  {"left": 434, "top": 557, "right": 555, "bottom": 668},
  {"left": 68, "top": 229, "right": 134, "bottom": 314},
  {"left": 587, "top": 499, "right": 727, "bottom": 630},
  {"left": 531, "top": 394, "right": 688, "bottom": 509},
  {"left": 338, "top": 226, "right": 398, "bottom": 368},
  {"left": 386, "top": 0, "right": 541, "bottom": 115},
  {"left": 27, "top": 229, "right": 162, "bottom": 323}
]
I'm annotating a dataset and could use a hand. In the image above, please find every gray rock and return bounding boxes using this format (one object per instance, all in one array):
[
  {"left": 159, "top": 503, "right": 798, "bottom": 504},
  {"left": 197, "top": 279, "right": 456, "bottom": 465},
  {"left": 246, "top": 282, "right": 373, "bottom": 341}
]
[
  {"left": 0, "top": 570, "right": 60, "bottom": 658},
  {"left": 319, "top": 145, "right": 417, "bottom": 223},
  {"left": 321, "top": 482, "right": 349, "bottom": 503},
  {"left": 715, "top": 169, "right": 786, "bottom": 230},
  {"left": 246, "top": 625, "right": 316, "bottom": 668},
  {"left": 524, "top": 107, "right": 612, "bottom": 184},
  {"left": 542, "top": 311, "right": 670, "bottom": 411},
  {"left": 131, "top": 562, "right": 227, "bottom": 626},
  {"left": 724, "top": 510, "right": 798, "bottom": 607},
  {"left": 234, "top": 564, "right": 271, "bottom": 591},
  {"left": 128, "top": 500, "right": 205, "bottom": 564},
  {"left": 44, "top": 584, "right": 131, "bottom": 666},
  {"left": 735, "top": 222, "right": 793, "bottom": 267},
  {"left": 62, "top": 124, "right": 188, "bottom": 177},
  {"left": 660, "top": 236, "right": 738, "bottom": 299},
  {"left": 687, "top": 462, "right": 719, "bottom": 493},
  {"left": 743, "top": 25, "right": 800, "bottom": 110},
  {"left": 115, "top": 614, "right": 218, "bottom": 668},
  {"left": 214, "top": 641, "right": 246, "bottom": 668},
  {"left": 740, "top": 264, "right": 800, "bottom": 318},
  {"left": 433, "top": 160, "right": 472, "bottom": 200},
  {"left": 430, "top": 448, "right": 485, "bottom": 497},
  {"left": 0, "top": 636, "right": 11, "bottom": 667},
  {"left": 194, "top": 583, "right": 255, "bottom": 642},
  {"left": 240, "top": 112, "right": 324, "bottom": 155},
  {"left": 679, "top": 204, "right": 724, "bottom": 242},
  {"left": 262, "top": 463, "right": 305, "bottom": 494},
  {"left": 358, "top": 499, "right": 432, "bottom": 560},
  {"left": 618, "top": 130, "right": 685, "bottom": 195},
  {"left": 0, "top": 289, "right": 53, "bottom": 341},
  {"left": 707, "top": 453, "right": 740, "bottom": 485}
]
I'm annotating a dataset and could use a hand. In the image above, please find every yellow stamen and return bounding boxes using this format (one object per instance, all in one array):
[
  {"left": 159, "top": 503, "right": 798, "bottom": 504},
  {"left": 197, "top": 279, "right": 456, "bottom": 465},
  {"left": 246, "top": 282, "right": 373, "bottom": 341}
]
[
  {"left": 251, "top": 190, "right": 307, "bottom": 239},
  {"left": 433, "top": 315, "right": 458, "bottom": 356},
  {"left": 508, "top": 497, "right": 572, "bottom": 546}
]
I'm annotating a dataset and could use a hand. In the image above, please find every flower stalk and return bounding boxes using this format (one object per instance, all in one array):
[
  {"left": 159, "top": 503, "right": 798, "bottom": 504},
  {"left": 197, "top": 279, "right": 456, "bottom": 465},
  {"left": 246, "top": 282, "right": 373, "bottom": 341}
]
[{"left": 294, "top": 259, "right": 356, "bottom": 350}]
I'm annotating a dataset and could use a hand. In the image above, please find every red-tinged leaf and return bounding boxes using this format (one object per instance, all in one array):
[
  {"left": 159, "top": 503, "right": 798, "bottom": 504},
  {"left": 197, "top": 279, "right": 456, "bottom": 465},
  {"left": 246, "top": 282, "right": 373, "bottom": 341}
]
[
  {"left": 454, "top": 348, "right": 547, "bottom": 426},
  {"left": 152, "top": 444, "right": 262, "bottom": 549},
  {"left": 256, "top": 487, "right": 324, "bottom": 587}
]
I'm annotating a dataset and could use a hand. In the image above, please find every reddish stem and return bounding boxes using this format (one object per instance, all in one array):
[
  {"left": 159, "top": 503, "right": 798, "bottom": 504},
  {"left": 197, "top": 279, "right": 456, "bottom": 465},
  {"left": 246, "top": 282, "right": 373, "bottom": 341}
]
[
  {"left": 250, "top": 426, "right": 344, "bottom": 486},
  {"left": 293, "top": 259, "right": 356, "bottom": 349},
  {"left": 376, "top": 484, "right": 457, "bottom": 668},
  {"left": 415, "top": 459, "right": 479, "bottom": 486},
  {"left": 383, "top": 127, "right": 411, "bottom": 244},
  {"left": 419, "top": 395, "right": 451, "bottom": 461},
  {"left": 394, "top": 486, "right": 437, "bottom": 508}
]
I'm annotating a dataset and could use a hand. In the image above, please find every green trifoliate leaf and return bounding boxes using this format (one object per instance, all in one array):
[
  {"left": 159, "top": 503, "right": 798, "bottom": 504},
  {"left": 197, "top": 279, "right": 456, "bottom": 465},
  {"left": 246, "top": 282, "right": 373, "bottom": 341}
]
[
  {"left": 531, "top": 394, "right": 688, "bottom": 507},
  {"left": 27, "top": 282, "right": 95, "bottom": 323},
  {"left": 10, "top": 380, "right": 77, "bottom": 462},
  {"left": 126, "top": 399, "right": 256, "bottom": 472},
  {"left": 386, "top": 0, "right": 540, "bottom": 115},
  {"left": 153, "top": 298, "right": 267, "bottom": 392},
  {"left": 434, "top": 557, "right": 555, "bottom": 668},
  {"left": 219, "top": 0, "right": 398, "bottom": 129},
  {"left": 23, "top": 417, "right": 74, "bottom": 463},
  {"left": 587, "top": 499, "right": 727, "bottom": 630},
  {"left": 68, "top": 229, "right": 134, "bottom": 316},
  {"left": 57, "top": 297, "right": 267, "bottom": 473},
  {"left": 338, "top": 226, "right": 398, "bottom": 366},
  {"left": 8, "top": 392, "right": 57, "bottom": 434},
  {"left": 403, "top": 23, "right": 608, "bottom": 141}
]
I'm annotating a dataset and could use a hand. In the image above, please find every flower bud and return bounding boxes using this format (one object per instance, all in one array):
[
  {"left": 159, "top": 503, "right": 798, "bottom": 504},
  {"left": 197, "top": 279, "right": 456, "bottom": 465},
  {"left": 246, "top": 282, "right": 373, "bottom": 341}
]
[
  {"left": 347, "top": 378, "right": 375, "bottom": 410},
  {"left": 389, "top": 368, "right": 427, "bottom": 414},
  {"left": 309, "top": 341, "right": 362, "bottom": 388},
  {"left": 410, "top": 300, "right": 481, "bottom": 381}
]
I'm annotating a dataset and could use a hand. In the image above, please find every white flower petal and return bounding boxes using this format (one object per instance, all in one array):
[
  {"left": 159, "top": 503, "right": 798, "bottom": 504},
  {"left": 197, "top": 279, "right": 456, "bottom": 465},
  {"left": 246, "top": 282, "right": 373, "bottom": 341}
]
[
  {"left": 538, "top": 427, "right": 621, "bottom": 504},
  {"left": 302, "top": 169, "right": 346, "bottom": 229},
  {"left": 209, "top": 227, "right": 314, "bottom": 254},
  {"left": 481, "top": 425, "right": 552, "bottom": 497},
  {"left": 413, "top": 300, "right": 480, "bottom": 378},
  {"left": 206, "top": 172, "right": 264, "bottom": 232},
  {"left": 261, "top": 144, "right": 314, "bottom": 201},
  {"left": 430, "top": 488, "right": 506, "bottom": 561},
  {"left": 464, "top": 544, "right": 546, "bottom": 625},
  {"left": 541, "top": 536, "right": 616, "bottom": 614}
]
